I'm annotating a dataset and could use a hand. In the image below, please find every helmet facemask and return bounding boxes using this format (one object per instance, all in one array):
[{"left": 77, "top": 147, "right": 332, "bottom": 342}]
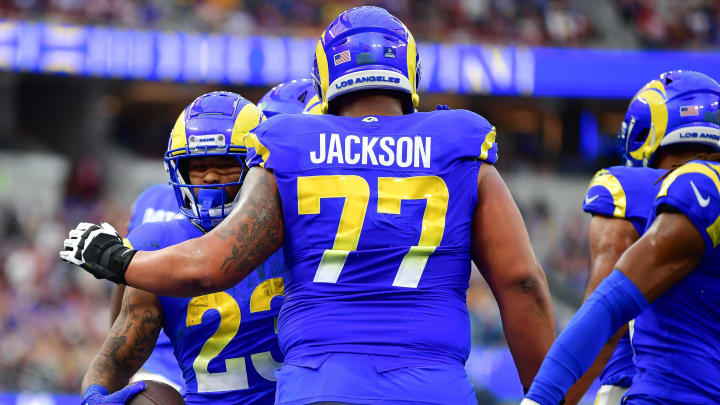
[{"left": 166, "top": 144, "right": 247, "bottom": 231}]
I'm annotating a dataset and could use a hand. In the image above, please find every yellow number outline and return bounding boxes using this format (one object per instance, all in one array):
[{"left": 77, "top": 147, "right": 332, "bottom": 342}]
[
  {"left": 186, "top": 278, "right": 285, "bottom": 392},
  {"left": 298, "top": 175, "right": 370, "bottom": 283},
  {"left": 378, "top": 176, "right": 449, "bottom": 288},
  {"left": 187, "top": 292, "right": 247, "bottom": 392},
  {"left": 249, "top": 277, "right": 284, "bottom": 381},
  {"left": 297, "top": 175, "right": 449, "bottom": 288}
]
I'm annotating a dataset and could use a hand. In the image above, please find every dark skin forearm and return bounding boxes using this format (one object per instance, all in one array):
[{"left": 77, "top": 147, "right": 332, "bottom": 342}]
[
  {"left": 82, "top": 287, "right": 163, "bottom": 393},
  {"left": 109, "top": 285, "right": 125, "bottom": 327},
  {"left": 124, "top": 167, "right": 285, "bottom": 297},
  {"left": 472, "top": 164, "right": 556, "bottom": 388},
  {"left": 492, "top": 272, "right": 555, "bottom": 388},
  {"left": 565, "top": 216, "right": 638, "bottom": 405},
  {"left": 617, "top": 212, "right": 704, "bottom": 301},
  {"left": 559, "top": 212, "right": 704, "bottom": 401}
]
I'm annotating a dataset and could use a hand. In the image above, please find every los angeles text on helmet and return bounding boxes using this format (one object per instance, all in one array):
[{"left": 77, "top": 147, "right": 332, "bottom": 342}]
[
  {"left": 310, "top": 132, "right": 431, "bottom": 168},
  {"left": 335, "top": 75, "right": 402, "bottom": 89}
]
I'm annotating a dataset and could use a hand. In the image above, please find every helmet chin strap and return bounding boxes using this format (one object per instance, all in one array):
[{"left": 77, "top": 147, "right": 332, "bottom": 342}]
[{"left": 198, "top": 189, "right": 225, "bottom": 229}]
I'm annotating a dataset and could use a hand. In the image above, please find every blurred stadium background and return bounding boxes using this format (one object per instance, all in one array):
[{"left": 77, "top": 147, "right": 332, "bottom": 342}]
[{"left": 0, "top": 0, "right": 719, "bottom": 404}]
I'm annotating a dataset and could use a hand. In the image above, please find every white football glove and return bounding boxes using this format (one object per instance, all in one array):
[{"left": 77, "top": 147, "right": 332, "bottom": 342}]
[{"left": 60, "top": 222, "right": 135, "bottom": 284}]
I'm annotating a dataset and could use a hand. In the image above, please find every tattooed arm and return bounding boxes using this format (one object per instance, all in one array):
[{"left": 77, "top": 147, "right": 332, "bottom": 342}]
[
  {"left": 123, "top": 167, "right": 285, "bottom": 297},
  {"left": 82, "top": 287, "right": 163, "bottom": 393}
]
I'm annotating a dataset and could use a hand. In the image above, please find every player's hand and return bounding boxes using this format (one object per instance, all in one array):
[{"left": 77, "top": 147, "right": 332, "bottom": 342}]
[
  {"left": 81, "top": 382, "right": 145, "bottom": 404},
  {"left": 59, "top": 222, "right": 136, "bottom": 284}
]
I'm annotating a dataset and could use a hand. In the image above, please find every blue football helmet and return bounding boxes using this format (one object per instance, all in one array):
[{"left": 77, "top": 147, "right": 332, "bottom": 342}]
[
  {"left": 620, "top": 70, "right": 720, "bottom": 167},
  {"left": 311, "top": 6, "right": 421, "bottom": 114},
  {"left": 258, "top": 78, "right": 321, "bottom": 117},
  {"left": 165, "top": 91, "right": 264, "bottom": 230}
]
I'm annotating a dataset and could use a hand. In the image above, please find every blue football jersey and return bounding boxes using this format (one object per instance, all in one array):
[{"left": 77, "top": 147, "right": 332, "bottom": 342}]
[
  {"left": 126, "top": 183, "right": 185, "bottom": 390},
  {"left": 625, "top": 160, "right": 720, "bottom": 403},
  {"left": 127, "top": 184, "right": 184, "bottom": 233},
  {"left": 583, "top": 166, "right": 666, "bottom": 387},
  {"left": 245, "top": 110, "right": 498, "bottom": 369},
  {"left": 126, "top": 219, "right": 285, "bottom": 404}
]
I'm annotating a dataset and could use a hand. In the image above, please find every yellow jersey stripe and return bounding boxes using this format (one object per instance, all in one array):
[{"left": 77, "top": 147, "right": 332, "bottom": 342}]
[
  {"left": 244, "top": 132, "right": 270, "bottom": 168},
  {"left": 587, "top": 169, "right": 627, "bottom": 217},
  {"left": 479, "top": 128, "right": 496, "bottom": 161},
  {"left": 658, "top": 162, "right": 720, "bottom": 247}
]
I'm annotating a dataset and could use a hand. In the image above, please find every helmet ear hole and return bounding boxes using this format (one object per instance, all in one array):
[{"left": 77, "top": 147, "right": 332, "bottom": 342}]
[{"left": 635, "top": 128, "right": 649, "bottom": 143}]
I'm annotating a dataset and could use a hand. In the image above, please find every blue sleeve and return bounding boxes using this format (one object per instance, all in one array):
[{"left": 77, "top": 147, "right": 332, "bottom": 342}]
[
  {"left": 125, "top": 222, "right": 172, "bottom": 252},
  {"left": 526, "top": 270, "right": 649, "bottom": 405},
  {"left": 654, "top": 161, "right": 720, "bottom": 255},
  {"left": 583, "top": 169, "right": 625, "bottom": 219},
  {"left": 245, "top": 130, "right": 271, "bottom": 170},
  {"left": 451, "top": 109, "right": 498, "bottom": 165},
  {"left": 244, "top": 114, "right": 294, "bottom": 172},
  {"left": 583, "top": 167, "right": 666, "bottom": 235}
]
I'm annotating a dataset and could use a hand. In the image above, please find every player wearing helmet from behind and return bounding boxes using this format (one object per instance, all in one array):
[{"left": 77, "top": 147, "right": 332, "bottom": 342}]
[
  {"left": 525, "top": 72, "right": 720, "bottom": 405},
  {"left": 258, "top": 78, "right": 322, "bottom": 117},
  {"left": 63, "top": 7, "right": 556, "bottom": 404}
]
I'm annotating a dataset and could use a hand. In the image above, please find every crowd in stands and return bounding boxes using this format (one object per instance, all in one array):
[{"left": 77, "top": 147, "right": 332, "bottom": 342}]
[
  {"left": 1, "top": 0, "right": 718, "bottom": 48},
  {"left": 0, "top": 159, "right": 129, "bottom": 392},
  {"left": 617, "top": 0, "right": 720, "bottom": 49}
]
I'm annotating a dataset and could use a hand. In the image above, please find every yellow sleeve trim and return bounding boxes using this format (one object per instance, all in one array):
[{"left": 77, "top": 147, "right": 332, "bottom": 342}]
[
  {"left": 657, "top": 162, "right": 720, "bottom": 198},
  {"left": 479, "top": 128, "right": 496, "bottom": 161},
  {"left": 123, "top": 238, "right": 134, "bottom": 249},
  {"left": 657, "top": 162, "right": 720, "bottom": 247},
  {"left": 243, "top": 132, "right": 270, "bottom": 168},
  {"left": 587, "top": 169, "right": 626, "bottom": 218}
]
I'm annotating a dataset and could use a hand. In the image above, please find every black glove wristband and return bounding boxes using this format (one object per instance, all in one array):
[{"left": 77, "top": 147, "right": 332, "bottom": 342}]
[
  {"left": 82, "top": 246, "right": 135, "bottom": 285},
  {"left": 78, "top": 226, "right": 136, "bottom": 284}
]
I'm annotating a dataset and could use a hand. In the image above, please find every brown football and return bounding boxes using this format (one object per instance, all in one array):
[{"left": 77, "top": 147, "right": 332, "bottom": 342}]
[{"left": 127, "top": 380, "right": 185, "bottom": 405}]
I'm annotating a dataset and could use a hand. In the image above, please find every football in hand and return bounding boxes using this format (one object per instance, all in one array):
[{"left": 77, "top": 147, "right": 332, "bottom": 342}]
[{"left": 127, "top": 380, "right": 185, "bottom": 405}]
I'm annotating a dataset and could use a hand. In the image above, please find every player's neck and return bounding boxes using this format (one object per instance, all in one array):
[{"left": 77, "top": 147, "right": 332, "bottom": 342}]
[
  {"left": 336, "top": 95, "right": 404, "bottom": 117},
  {"left": 654, "top": 145, "right": 715, "bottom": 169},
  {"left": 654, "top": 153, "right": 695, "bottom": 170}
]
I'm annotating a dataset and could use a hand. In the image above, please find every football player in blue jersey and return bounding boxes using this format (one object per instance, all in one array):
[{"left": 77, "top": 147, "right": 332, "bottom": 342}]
[
  {"left": 564, "top": 70, "right": 720, "bottom": 405},
  {"left": 569, "top": 71, "right": 720, "bottom": 402},
  {"left": 110, "top": 184, "right": 185, "bottom": 392},
  {"left": 522, "top": 73, "right": 720, "bottom": 405},
  {"left": 62, "top": 6, "right": 556, "bottom": 404},
  {"left": 76, "top": 92, "right": 286, "bottom": 405}
]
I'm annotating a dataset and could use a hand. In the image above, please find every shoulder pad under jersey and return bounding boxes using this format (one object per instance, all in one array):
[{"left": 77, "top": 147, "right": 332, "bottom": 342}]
[{"left": 655, "top": 160, "right": 720, "bottom": 253}]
